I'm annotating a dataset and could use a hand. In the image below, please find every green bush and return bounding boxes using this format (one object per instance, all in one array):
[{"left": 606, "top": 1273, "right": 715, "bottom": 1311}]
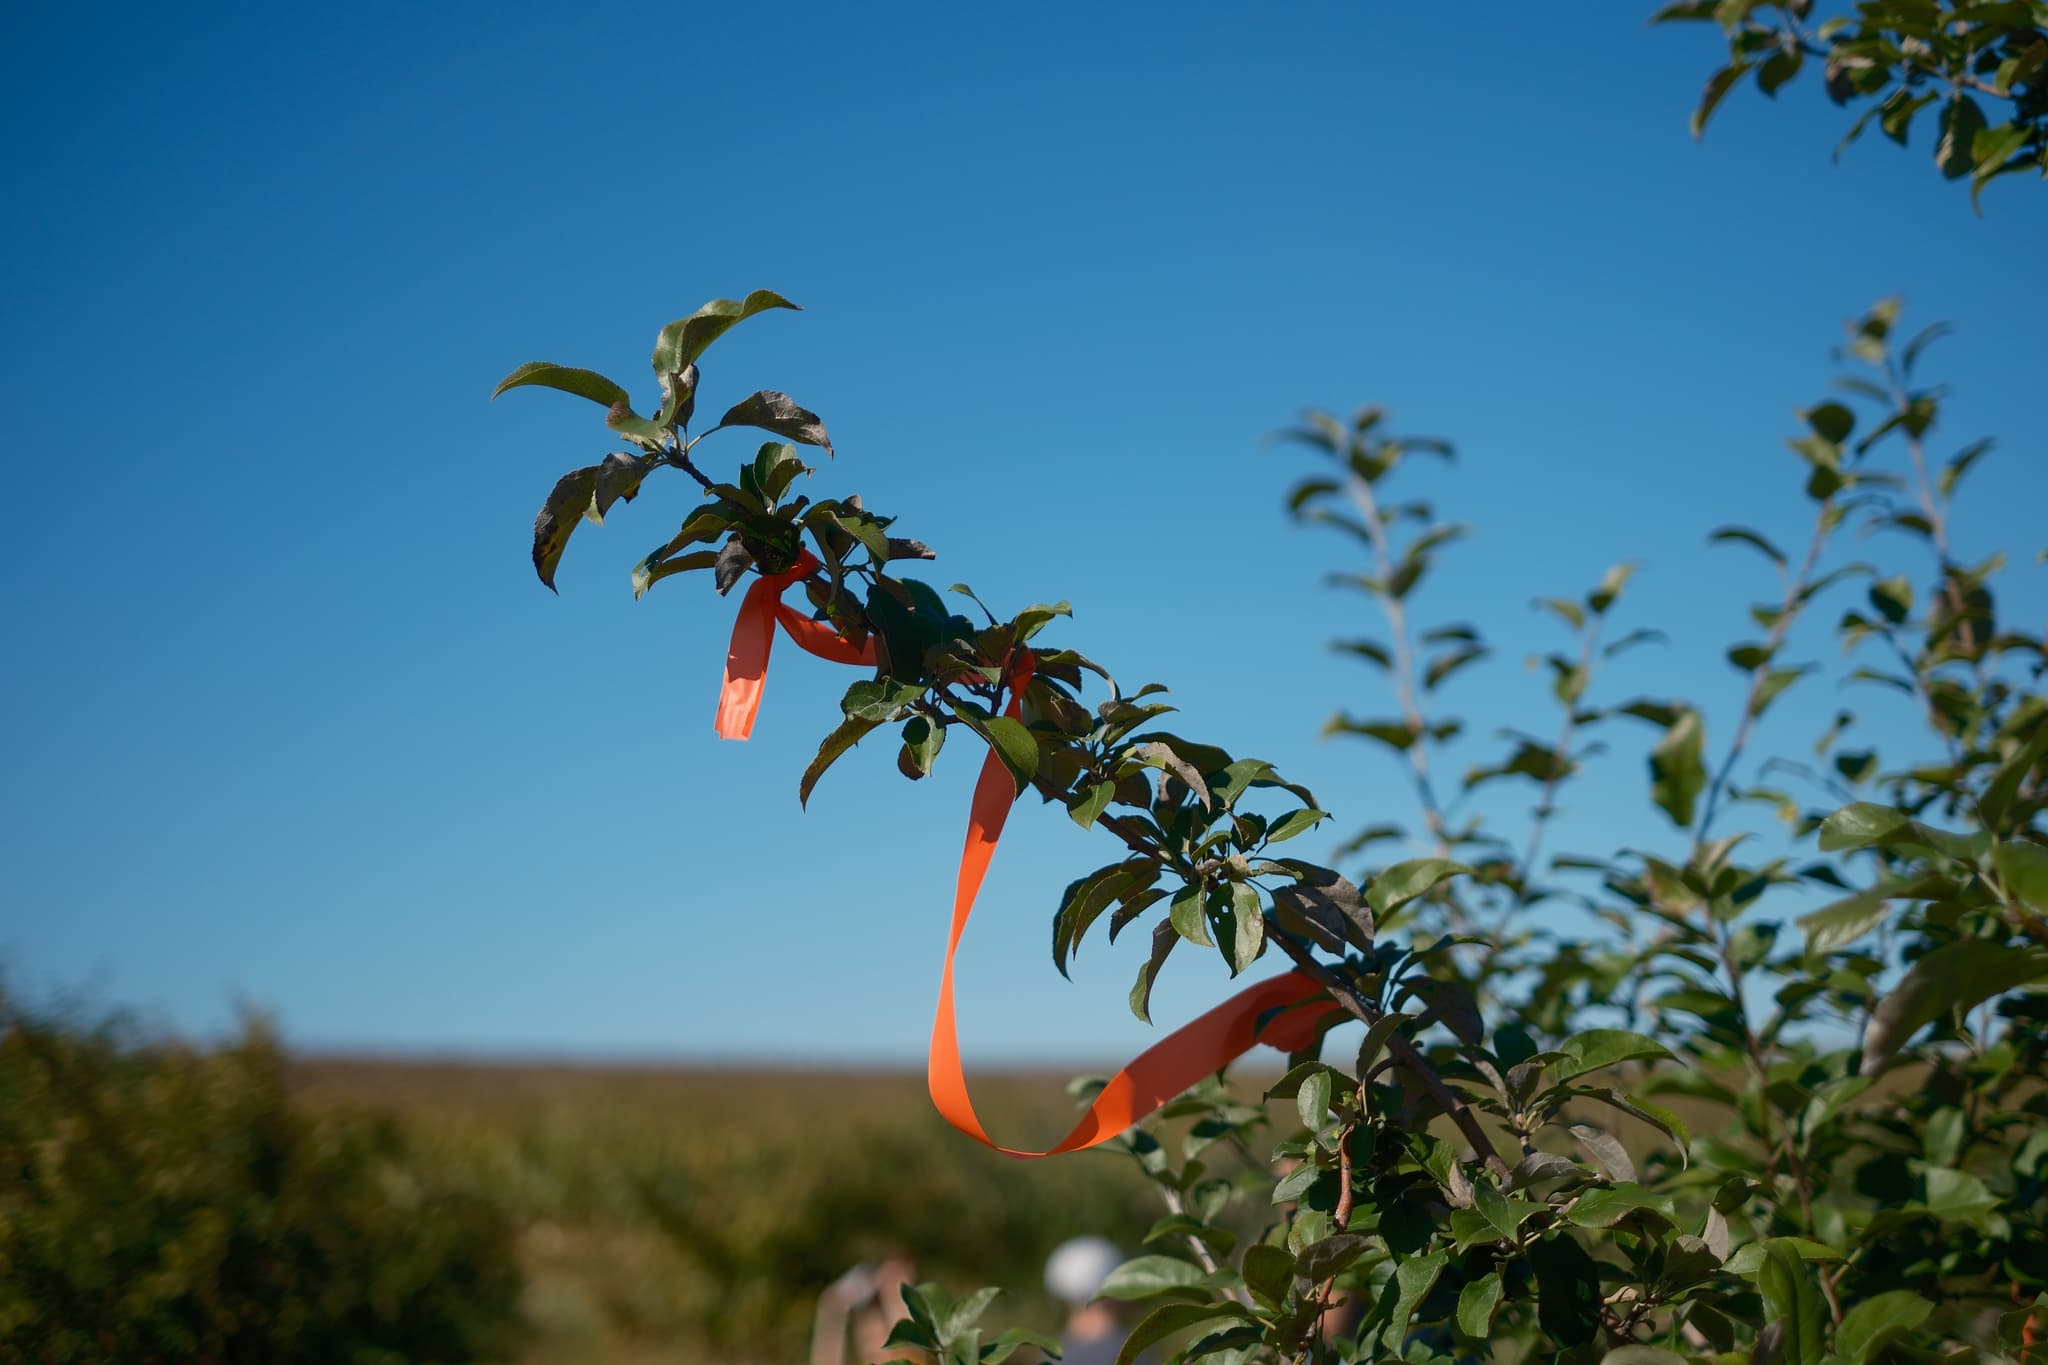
[{"left": 0, "top": 995, "right": 520, "bottom": 1364}]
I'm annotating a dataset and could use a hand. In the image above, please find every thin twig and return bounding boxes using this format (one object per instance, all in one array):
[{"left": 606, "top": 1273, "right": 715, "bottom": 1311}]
[
  {"left": 1344, "top": 472, "right": 1452, "bottom": 855},
  {"left": 1695, "top": 500, "right": 1834, "bottom": 846}
]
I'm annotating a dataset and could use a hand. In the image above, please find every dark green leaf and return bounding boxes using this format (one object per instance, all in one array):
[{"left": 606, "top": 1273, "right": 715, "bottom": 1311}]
[
  {"left": 1796, "top": 874, "right": 1945, "bottom": 954},
  {"left": 531, "top": 466, "right": 600, "bottom": 591},
  {"left": 492, "top": 361, "right": 631, "bottom": 409},
  {"left": 1818, "top": 801, "right": 1911, "bottom": 851},
  {"left": 1709, "top": 525, "right": 1787, "bottom": 568},
  {"left": 1862, "top": 940, "right": 2048, "bottom": 1073},
  {"left": 1096, "top": 1255, "right": 1205, "bottom": 1302},
  {"left": 1566, "top": 1183, "right": 1674, "bottom": 1229},
  {"left": 1377, "top": 1251, "right": 1446, "bottom": 1352},
  {"left": 800, "top": 715, "right": 881, "bottom": 807},
  {"left": 1067, "top": 781, "right": 1115, "bottom": 829},
  {"left": 1240, "top": 1242, "right": 1295, "bottom": 1304},
  {"left": 843, "top": 679, "right": 925, "bottom": 722},
  {"left": 1115, "top": 1304, "right": 1250, "bottom": 1365},
  {"left": 1758, "top": 1240, "right": 1826, "bottom": 1365},
  {"left": 1993, "top": 841, "right": 2048, "bottom": 916},
  {"left": 1578, "top": 1088, "right": 1692, "bottom": 1161},
  {"left": 1834, "top": 1291, "right": 1934, "bottom": 1365},
  {"left": 1649, "top": 709, "right": 1705, "bottom": 828},
  {"left": 1130, "top": 922, "right": 1178, "bottom": 1024},
  {"left": 651, "top": 290, "right": 799, "bottom": 376},
  {"left": 1552, "top": 1029, "right": 1673, "bottom": 1082},
  {"left": 1530, "top": 1233, "right": 1603, "bottom": 1346},
  {"left": 590, "top": 451, "right": 655, "bottom": 522},
  {"left": 1935, "top": 94, "right": 1988, "bottom": 179},
  {"left": 1264, "top": 808, "right": 1330, "bottom": 844},
  {"left": 713, "top": 537, "right": 754, "bottom": 595},
  {"left": 1366, "top": 858, "right": 1471, "bottom": 915},
  {"left": 712, "top": 390, "right": 833, "bottom": 455},
  {"left": 1692, "top": 61, "right": 1755, "bottom": 138},
  {"left": 899, "top": 714, "right": 945, "bottom": 779}
]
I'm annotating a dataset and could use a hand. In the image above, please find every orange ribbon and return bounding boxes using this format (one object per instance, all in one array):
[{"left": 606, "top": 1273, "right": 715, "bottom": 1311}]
[{"left": 718, "top": 562, "right": 1338, "bottom": 1156}]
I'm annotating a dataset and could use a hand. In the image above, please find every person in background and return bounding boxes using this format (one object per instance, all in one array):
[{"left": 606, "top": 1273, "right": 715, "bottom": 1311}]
[
  {"left": 811, "top": 1253, "right": 921, "bottom": 1365},
  {"left": 1044, "top": 1236, "right": 1131, "bottom": 1365}
]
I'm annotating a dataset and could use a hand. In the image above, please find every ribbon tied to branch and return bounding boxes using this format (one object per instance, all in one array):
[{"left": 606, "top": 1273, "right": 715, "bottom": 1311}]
[{"left": 716, "top": 554, "right": 1336, "bottom": 1157}]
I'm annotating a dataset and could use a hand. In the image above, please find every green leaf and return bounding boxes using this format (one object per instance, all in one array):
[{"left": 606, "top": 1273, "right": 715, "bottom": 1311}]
[
  {"left": 531, "top": 466, "right": 600, "bottom": 591},
  {"left": 651, "top": 290, "right": 799, "bottom": 378},
  {"left": 843, "top": 679, "right": 925, "bottom": 722},
  {"left": 1471, "top": 1179, "right": 1545, "bottom": 1239},
  {"left": 1296, "top": 1070, "right": 1331, "bottom": 1131},
  {"left": 1817, "top": 801, "right": 1911, "bottom": 851},
  {"left": 711, "top": 390, "right": 833, "bottom": 455},
  {"left": 631, "top": 548, "right": 718, "bottom": 598},
  {"left": 899, "top": 714, "right": 946, "bottom": 780},
  {"left": 984, "top": 1327, "right": 1062, "bottom": 1365},
  {"left": 1587, "top": 561, "right": 1635, "bottom": 614},
  {"left": 605, "top": 401, "right": 667, "bottom": 448},
  {"left": 1552, "top": 1029, "right": 1673, "bottom": 1082},
  {"left": 799, "top": 716, "right": 880, "bottom": 807},
  {"left": 1691, "top": 61, "right": 1755, "bottom": 138},
  {"left": 1067, "top": 781, "right": 1115, "bottom": 830},
  {"left": 1602, "top": 1350, "right": 1685, "bottom": 1365},
  {"left": 1096, "top": 1254, "right": 1205, "bottom": 1302},
  {"left": 492, "top": 361, "right": 631, "bottom": 408},
  {"left": 1834, "top": 1290, "right": 1934, "bottom": 1365},
  {"left": 1993, "top": 840, "right": 2048, "bottom": 916},
  {"left": 1648, "top": 708, "right": 1705, "bottom": 828},
  {"left": 1167, "top": 886, "right": 1213, "bottom": 948},
  {"left": 1264, "top": 808, "right": 1330, "bottom": 844},
  {"left": 964, "top": 712, "right": 1039, "bottom": 796},
  {"left": 1377, "top": 1251, "right": 1446, "bottom": 1351},
  {"left": 1365, "top": 858, "right": 1471, "bottom": 915},
  {"left": 1862, "top": 939, "right": 2048, "bottom": 1073},
  {"left": 1529, "top": 1233, "right": 1603, "bottom": 1347},
  {"left": 1795, "top": 874, "right": 1945, "bottom": 954},
  {"left": 1295, "top": 1232, "right": 1371, "bottom": 1281},
  {"left": 1567, "top": 1183, "right": 1674, "bottom": 1229},
  {"left": 1130, "top": 921, "right": 1178, "bottom": 1024},
  {"left": 1723, "top": 1238, "right": 1839, "bottom": 1274},
  {"left": 1115, "top": 1303, "right": 1250, "bottom": 1365},
  {"left": 1935, "top": 94, "right": 1988, "bottom": 180},
  {"left": 1921, "top": 1166, "right": 1999, "bottom": 1225},
  {"left": 1226, "top": 884, "right": 1264, "bottom": 975},
  {"left": 1456, "top": 1272, "right": 1502, "bottom": 1339},
  {"left": 1241, "top": 1242, "right": 1296, "bottom": 1303},
  {"left": 1709, "top": 525, "right": 1787, "bottom": 568},
  {"left": 1577, "top": 1088, "right": 1692, "bottom": 1162},
  {"left": 1759, "top": 1240, "right": 1826, "bottom": 1365}
]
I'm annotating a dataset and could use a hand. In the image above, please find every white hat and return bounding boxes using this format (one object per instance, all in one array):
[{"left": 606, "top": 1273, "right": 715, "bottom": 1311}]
[{"left": 1044, "top": 1236, "right": 1124, "bottom": 1306}]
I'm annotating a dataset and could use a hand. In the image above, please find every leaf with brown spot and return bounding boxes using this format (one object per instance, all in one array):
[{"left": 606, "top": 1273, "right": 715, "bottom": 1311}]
[
  {"left": 533, "top": 466, "right": 599, "bottom": 591},
  {"left": 712, "top": 390, "right": 833, "bottom": 455}
]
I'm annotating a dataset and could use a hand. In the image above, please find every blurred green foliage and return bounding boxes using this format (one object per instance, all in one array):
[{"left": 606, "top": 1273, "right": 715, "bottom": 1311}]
[
  {"left": 0, "top": 996, "right": 520, "bottom": 1364},
  {"left": 295, "top": 1059, "right": 1163, "bottom": 1365}
]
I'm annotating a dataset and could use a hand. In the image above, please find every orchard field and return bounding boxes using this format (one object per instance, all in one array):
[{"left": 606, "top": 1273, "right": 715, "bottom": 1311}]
[{"left": 288, "top": 1054, "right": 1162, "bottom": 1365}]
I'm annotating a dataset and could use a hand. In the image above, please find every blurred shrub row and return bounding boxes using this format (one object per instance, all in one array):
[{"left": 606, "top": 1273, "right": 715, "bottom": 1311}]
[
  {"left": 1, "top": 998, "right": 1161, "bottom": 1364},
  {"left": 0, "top": 995, "right": 521, "bottom": 1364}
]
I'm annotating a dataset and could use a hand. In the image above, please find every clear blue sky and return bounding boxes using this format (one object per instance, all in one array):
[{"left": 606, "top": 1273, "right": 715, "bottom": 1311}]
[{"left": 3, "top": 4, "right": 2042, "bottom": 1063}]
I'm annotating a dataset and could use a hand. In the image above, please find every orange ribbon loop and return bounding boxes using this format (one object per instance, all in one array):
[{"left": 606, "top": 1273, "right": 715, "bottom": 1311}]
[
  {"left": 717, "top": 552, "right": 876, "bottom": 740},
  {"left": 716, "top": 566, "right": 1339, "bottom": 1156}
]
